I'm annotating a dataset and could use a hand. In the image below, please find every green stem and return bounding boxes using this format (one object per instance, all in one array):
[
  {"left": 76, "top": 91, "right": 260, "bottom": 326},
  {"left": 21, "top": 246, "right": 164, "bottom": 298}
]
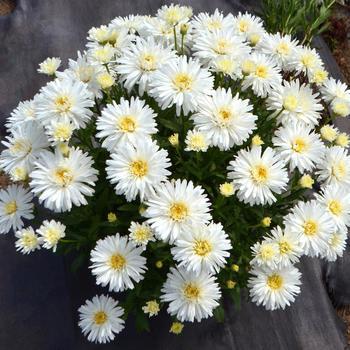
[{"left": 173, "top": 25, "right": 178, "bottom": 51}]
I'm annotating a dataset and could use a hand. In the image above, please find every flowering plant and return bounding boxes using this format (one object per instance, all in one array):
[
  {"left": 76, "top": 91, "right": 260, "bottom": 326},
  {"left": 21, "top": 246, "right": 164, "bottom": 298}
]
[{"left": 1, "top": 4, "right": 350, "bottom": 344}]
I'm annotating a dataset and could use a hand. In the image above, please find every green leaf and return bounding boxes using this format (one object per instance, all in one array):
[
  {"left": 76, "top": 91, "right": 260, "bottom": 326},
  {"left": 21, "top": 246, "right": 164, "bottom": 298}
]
[
  {"left": 158, "top": 118, "right": 179, "bottom": 132},
  {"left": 213, "top": 304, "right": 225, "bottom": 323},
  {"left": 135, "top": 311, "right": 150, "bottom": 332}
]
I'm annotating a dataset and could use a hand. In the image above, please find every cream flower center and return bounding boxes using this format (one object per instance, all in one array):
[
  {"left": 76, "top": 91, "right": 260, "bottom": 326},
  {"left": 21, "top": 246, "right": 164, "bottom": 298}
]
[
  {"left": 218, "top": 107, "right": 233, "bottom": 122},
  {"left": 267, "top": 274, "right": 283, "bottom": 290},
  {"left": 330, "top": 234, "right": 341, "bottom": 248},
  {"left": 283, "top": 95, "right": 298, "bottom": 111},
  {"left": 118, "top": 115, "right": 137, "bottom": 132},
  {"left": 238, "top": 19, "right": 249, "bottom": 32},
  {"left": 129, "top": 160, "right": 148, "bottom": 177},
  {"left": 54, "top": 166, "right": 74, "bottom": 187},
  {"left": 139, "top": 53, "right": 157, "bottom": 71},
  {"left": 279, "top": 241, "right": 292, "bottom": 254},
  {"left": 94, "top": 311, "right": 108, "bottom": 325},
  {"left": 55, "top": 95, "right": 72, "bottom": 113},
  {"left": 169, "top": 202, "right": 188, "bottom": 221},
  {"left": 276, "top": 42, "right": 290, "bottom": 55},
  {"left": 134, "top": 227, "right": 152, "bottom": 242},
  {"left": 214, "top": 38, "right": 232, "bottom": 55},
  {"left": 183, "top": 283, "right": 201, "bottom": 301},
  {"left": 260, "top": 244, "right": 275, "bottom": 261},
  {"left": 173, "top": 73, "right": 193, "bottom": 92},
  {"left": 303, "top": 219, "right": 318, "bottom": 236},
  {"left": 10, "top": 139, "right": 32, "bottom": 156},
  {"left": 328, "top": 200, "right": 343, "bottom": 216},
  {"left": 331, "top": 161, "right": 346, "bottom": 180},
  {"left": 53, "top": 124, "right": 73, "bottom": 141},
  {"left": 109, "top": 254, "right": 126, "bottom": 270},
  {"left": 45, "top": 227, "right": 61, "bottom": 244},
  {"left": 22, "top": 234, "right": 37, "bottom": 248},
  {"left": 292, "top": 137, "right": 308, "bottom": 153},
  {"left": 255, "top": 65, "right": 268, "bottom": 78},
  {"left": 193, "top": 239, "right": 212, "bottom": 256},
  {"left": 207, "top": 19, "right": 222, "bottom": 30},
  {"left": 5, "top": 200, "right": 17, "bottom": 215},
  {"left": 251, "top": 164, "right": 269, "bottom": 184},
  {"left": 301, "top": 53, "right": 315, "bottom": 68}
]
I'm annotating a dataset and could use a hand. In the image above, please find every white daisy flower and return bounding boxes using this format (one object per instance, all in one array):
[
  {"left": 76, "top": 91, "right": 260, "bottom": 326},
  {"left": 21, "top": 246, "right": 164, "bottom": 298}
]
[
  {"left": 0, "top": 184, "right": 34, "bottom": 234},
  {"left": 292, "top": 46, "right": 324, "bottom": 76},
  {"left": 160, "top": 266, "right": 221, "bottom": 322},
  {"left": 330, "top": 97, "right": 350, "bottom": 118},
  {"left": 106, "top": 138, "right": 171, "bottom": 202},
  {"left": 87, "top": 43, "right": 116, "bottom": 65},
  {"left": 44, "top": 120, "right": 75, "bottom": 145},
  {"left": 38, "top": 57, "right": 61, "bottom": 76},
  {"left": 0, "top": 121, "right": 49, "bottom": 175},
  {"left": 320, "top": 77, "right": 350, "bottom": 103},
  {"left": 139, "top": 18, "right": 176, "bottom": 47},
  {"left": 90, "top": 233, "right": 147, "bottom": 292},
  {"left": 128, "top": 221, "right": 155, "bottom": 247},
  {"left": 96, "top": 97, "right": 157, "bottom": 152},
  {"left": 149, "top": 55, "right": 214, "bottom": 116},
  {"left": 6, "top": 98, "right": 37, "bottom": 130},
  {"left": 250, "top": 240, "right": 280, "bottom": 269},
  {"left": 36, "top": 78, "right": 94, "bottom": 129},
  {"left": 315, "top": 184, "right": 350, "bottom": 230},
  {"left": 191, "top": 10, "right": 233, "bottom": 34},
  {"left": 267, "top": 80, "right": 323, "bottom": 127},
  {"left": 171, "top": 222, "right": 232, "bottom": 274},
  {"left": 184, "top": 130, "right": 209, "bottom": 152},
  {"left": 78, "top": 295, "right": 125, "bottom": 344},
  {"left": 30, "top": 147, "right": 98, "bottom": 212},
  {"left": 56, "top": 52, "right": 102, "bottom": 98},
  {"left": 36, "top": 219, "right": 66, "bottom": 252},
  {"left": 241, "top": 53, "right": 281, "bottom": 98},
  {"left": 116, "top": 36, "right": 176, "bottom": 95},
  {"left": 266, "top": 226, "right": 303, "bottom": 267},
  {"left": 257, "top": 33, "right": 298, "bottom": 70},
  {"left": 248, "top": 265, "right": 301, "bottom": 310},
  {"left": 322, "top": 228, "right": 348, "bottom": 262},
  {"left": 316, "top": 146, "right": 350, "bottom": 188},
  {"left": 192, "top": 28, "right": 251, "bottom": 66},
  {"left": 15, "top": 226, "right": 42, "bottom": 254},
  {"left": 210, "top": 55, "right": 243, "bottom": 80},
  {"left": 227, "top": 146, "right": 289, "bottom": 205},
  {"left": 111, "top": 14, "right": 147, "bottom": 34},
  {"left": 232, "top": 12, "right": 264, "bottom": 41},
  {"left": 284, "top": 200, "right": 335, "bottom": 257},
  {"left": 272, "top": 123, "right": 325, "bottom": 172},
  {"left": 156, "top": 4, "right": 192, "bottom": 26},
  {"left": 192, "top": 88, "right": 257, "bottom": 150},
  {"left": 144, "top": 179, "right": 212, "bottom": 243}
]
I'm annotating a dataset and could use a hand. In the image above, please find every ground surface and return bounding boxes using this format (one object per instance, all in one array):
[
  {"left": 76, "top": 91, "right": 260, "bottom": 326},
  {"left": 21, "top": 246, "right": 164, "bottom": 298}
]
[{"left": 0, "top": 1, "right": 350, "bottom": 349}]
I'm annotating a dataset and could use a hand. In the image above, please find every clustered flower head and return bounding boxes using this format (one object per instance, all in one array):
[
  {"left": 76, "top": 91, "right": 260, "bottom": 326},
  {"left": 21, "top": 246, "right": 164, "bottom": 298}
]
[{"left": 1, "top": 4, "right": 350, "bottom": 345}]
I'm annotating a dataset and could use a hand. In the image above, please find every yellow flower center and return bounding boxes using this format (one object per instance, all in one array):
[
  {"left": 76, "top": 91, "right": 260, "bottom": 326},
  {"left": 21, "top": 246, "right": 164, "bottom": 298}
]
[
  {"left": 169, "top": 202, "right": 188, "bottom": 221},
  {"left": 54, "top": 166, "right": 73, "bottom": 187},
  {"left": 10, "top": 139, "right": 32, "bottom": 156},
  {"left": 118, "top": 115, "right": 136, "bottom": 132},
  {"left": 332, "top": 161, "right": 346, "bottom": 180},
  {"left": 4, "top": 200, "right": 17, "bottom": 215},
  {"left": 193, "top": 239, "right": 212, "bottom": 256},
  {"left": 140, "top": 53, "right": 157, "bottom": 71},
  {"left": 260, "top": 244, "right": 275, "bottom": 261},
  {"left": 164, "top": 8, "right": 182, "bottom": 25},
  {"left": 94, "top": 311, "right": 108, "bottom": 325},
  {"left": 242, "top": 60, "right": 256, "bottom": 75},
  {"left": 238, "top": 19, "right": 249, "bottom": 32},
  {"left": 333, "top": 101, "right": 349, "bottom": 117},
  {"left": 109, "top": 254, "right": 126, "bottom": 270},
  {"left": 267, "top": 274, "right": 283, "bottom": 290},
  {"left": 303, "top": 219, "right": 318, "bottom": 236},
  {"left": 207, "top": 19, "right": 222, "bottom": 30},
  {"left": 328, "top": 200, "right": 343, "bottom": 216},
  {"left": 292, "top": 137, "right": 307, "bottom": 153},
  {"left": 214, "top": 39, "right": 232, "bottom": 55},
  {"left": 188, "top": 134, "right": 206, "bottom": 150},
  {"left": 45, "top": 227, "right": 61, "bottom": 244},
  {"left": 22, "top": 233, "right": 37, "bottom": 248},
  {"left": 301, "top": 53, "right": 315, "bottom": 68},
  {"left": 330, "top": 234, "right": 341, "bottom": 248},
  {"left": 170, "top": 322, "right": 184, "bottom": 334},
  {"left": 129, "top": 160, "right": 148, "bottom": 177},
  {"left": 134, "top": 226, "right": 151, "bottom": 242},
  {"left": 276, "top": 41, "right": 290, "bottom": 55},
  {"left": 251, "top": 165, "right": 269, "bottom": 184},
  {"left": 173, "top": 73, "right": 193, "bottom": 92},
  {"left": 54, "top": 95, "right": 72, "bottom": 113},
  {"left": 218, "top": 107, "right": 233, "bottom": 122},
  {"left": 279, "top": 241, "right": 292, "bottom": 254},
  {"left": 255, "top": 65, "right": 268, "bottom": 78},
  {"left": 53, "top": 124, "right": 72, "bottom": 141},
  {"left": 283, "top": 95, "right": 298, "bottom": 111},
  {"left": 183, "top": 283, "right": 200, "bottom": 300}
]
